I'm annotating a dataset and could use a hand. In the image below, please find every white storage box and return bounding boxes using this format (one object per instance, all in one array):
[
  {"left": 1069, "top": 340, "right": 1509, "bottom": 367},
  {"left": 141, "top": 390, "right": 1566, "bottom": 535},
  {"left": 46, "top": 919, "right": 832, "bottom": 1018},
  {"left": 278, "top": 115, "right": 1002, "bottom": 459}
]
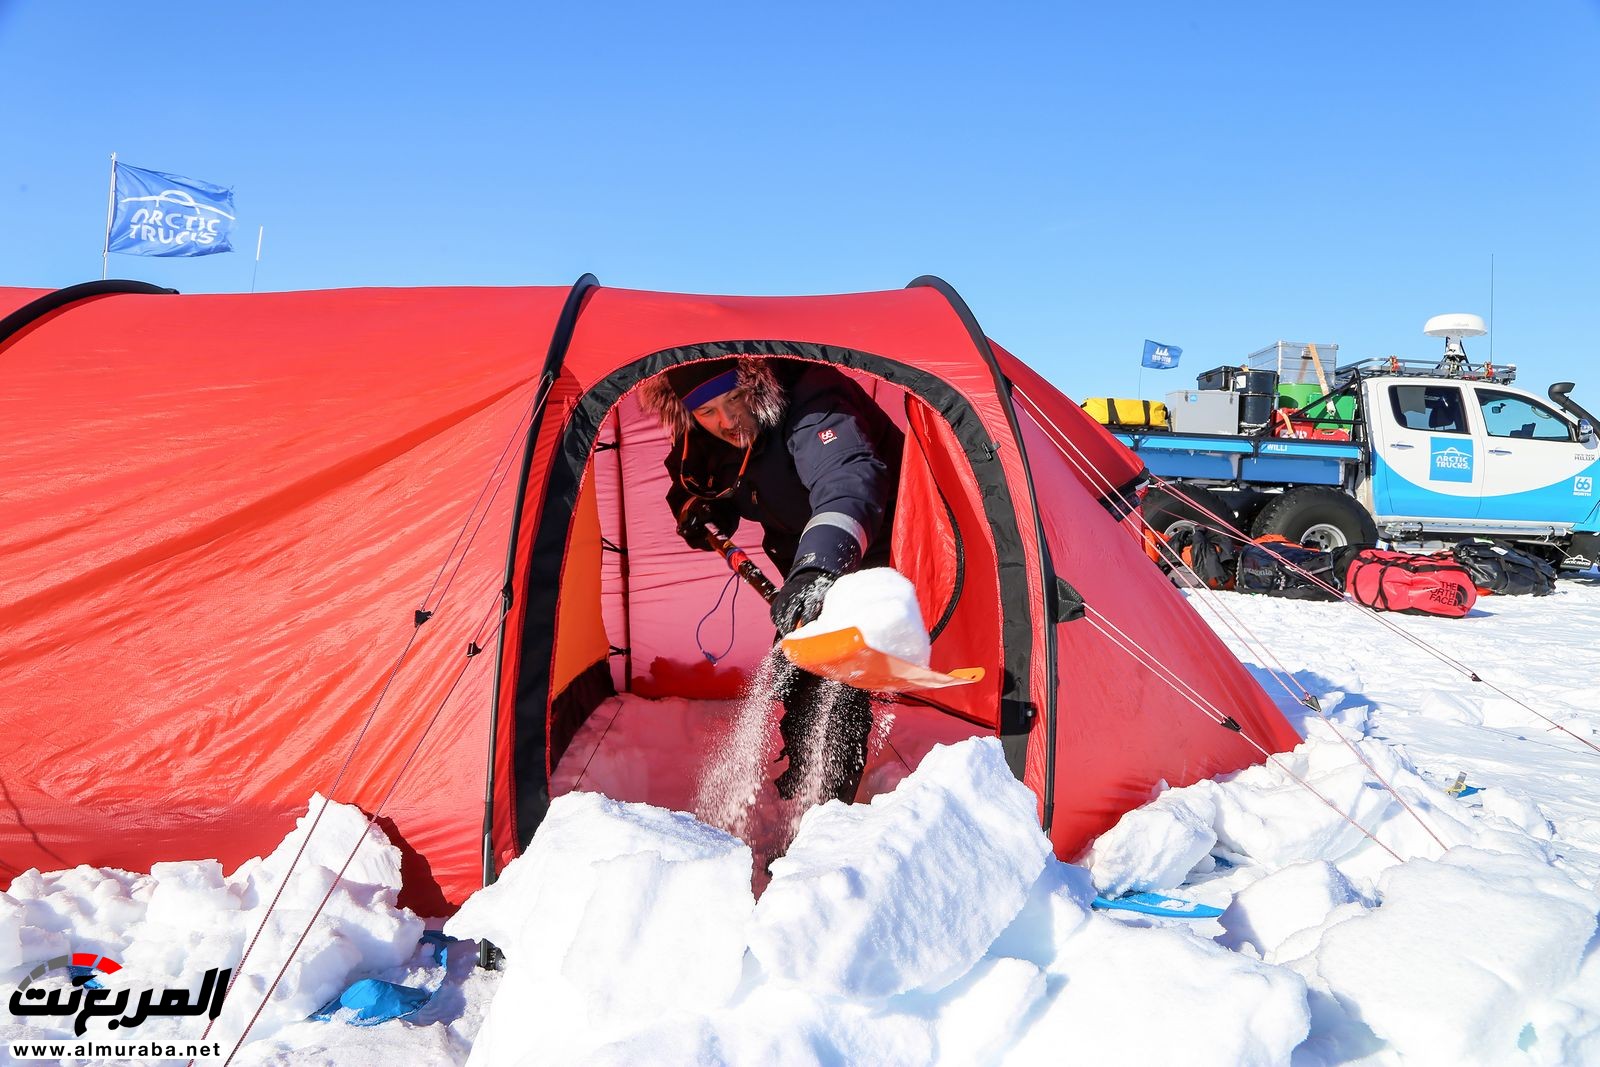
[{"left": 1165, "top": 390, "right": 1239, "bottom": 435}]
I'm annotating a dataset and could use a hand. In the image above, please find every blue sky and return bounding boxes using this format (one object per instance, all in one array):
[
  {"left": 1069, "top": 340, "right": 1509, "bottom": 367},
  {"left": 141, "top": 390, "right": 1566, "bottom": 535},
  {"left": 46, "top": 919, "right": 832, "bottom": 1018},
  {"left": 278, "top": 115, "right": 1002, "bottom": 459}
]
[{"left": 3, "top": 1, "right": 1597, "bottom": 401}]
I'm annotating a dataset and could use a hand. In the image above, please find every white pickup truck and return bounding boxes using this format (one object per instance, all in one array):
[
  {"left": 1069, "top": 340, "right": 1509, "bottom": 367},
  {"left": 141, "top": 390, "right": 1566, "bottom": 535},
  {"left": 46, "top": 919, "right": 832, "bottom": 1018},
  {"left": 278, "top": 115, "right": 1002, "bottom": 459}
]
[{"left": 1113, "top": 319, "right": 1600, "bottom": 573}]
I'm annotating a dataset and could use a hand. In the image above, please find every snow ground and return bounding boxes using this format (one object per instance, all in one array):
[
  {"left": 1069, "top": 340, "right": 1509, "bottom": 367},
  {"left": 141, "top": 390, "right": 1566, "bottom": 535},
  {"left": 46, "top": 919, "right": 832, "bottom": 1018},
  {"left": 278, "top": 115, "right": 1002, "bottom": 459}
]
[{"left": 3, "top": 576, "right": 1599, "bottom": 1066}]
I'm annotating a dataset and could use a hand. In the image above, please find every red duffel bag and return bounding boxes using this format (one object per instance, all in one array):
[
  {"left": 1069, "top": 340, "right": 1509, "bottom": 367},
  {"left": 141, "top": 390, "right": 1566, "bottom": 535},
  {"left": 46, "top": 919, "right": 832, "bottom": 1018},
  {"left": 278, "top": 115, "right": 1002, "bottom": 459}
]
[{"left": 1341, "top": 548, "right": 1478, "bottom": 618}]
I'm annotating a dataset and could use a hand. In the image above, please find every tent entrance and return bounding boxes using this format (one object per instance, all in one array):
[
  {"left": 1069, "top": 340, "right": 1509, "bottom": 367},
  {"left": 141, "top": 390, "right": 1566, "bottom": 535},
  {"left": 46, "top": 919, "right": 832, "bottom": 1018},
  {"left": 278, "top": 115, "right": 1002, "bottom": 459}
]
[{"left": 512, "top": 347, "right": 1033, "bottom": 850}]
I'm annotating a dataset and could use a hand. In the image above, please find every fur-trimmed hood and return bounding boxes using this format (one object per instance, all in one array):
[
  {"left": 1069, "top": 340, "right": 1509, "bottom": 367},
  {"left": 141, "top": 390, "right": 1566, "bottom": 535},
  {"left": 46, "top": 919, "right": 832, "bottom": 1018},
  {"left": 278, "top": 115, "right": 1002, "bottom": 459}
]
[{"left": 637, "top": 358, "right": 786, "bottom": 439}]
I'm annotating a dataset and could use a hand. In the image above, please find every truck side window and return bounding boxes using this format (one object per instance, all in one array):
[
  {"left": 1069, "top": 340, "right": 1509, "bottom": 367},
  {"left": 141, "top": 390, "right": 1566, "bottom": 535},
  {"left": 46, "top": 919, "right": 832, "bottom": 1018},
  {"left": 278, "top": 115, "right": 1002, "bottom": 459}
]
[
  {"left": 1389, "top": 384, "right": 1468, "bottom": 434},
  {"left": 1474, "top": 388, "right": 1575, "bottom": 441}
]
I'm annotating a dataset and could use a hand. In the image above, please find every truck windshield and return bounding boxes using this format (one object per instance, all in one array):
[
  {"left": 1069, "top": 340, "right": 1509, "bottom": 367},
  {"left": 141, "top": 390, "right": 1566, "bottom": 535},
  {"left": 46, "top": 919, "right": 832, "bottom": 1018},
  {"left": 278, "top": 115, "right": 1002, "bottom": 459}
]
[
  {"left": 1388, "top": 384, "right": 1468, "bottom": 434},
  {"left": 1473, "top": 388, "right": 1575, "bottom": 441}
]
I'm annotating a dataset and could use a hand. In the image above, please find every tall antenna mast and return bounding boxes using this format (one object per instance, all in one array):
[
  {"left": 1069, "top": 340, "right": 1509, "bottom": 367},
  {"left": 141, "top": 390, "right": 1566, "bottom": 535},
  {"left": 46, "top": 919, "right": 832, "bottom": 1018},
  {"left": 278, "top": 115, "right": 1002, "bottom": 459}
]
[{"left": 1489, "top": 253, "right": 1495, "bottom": 363}]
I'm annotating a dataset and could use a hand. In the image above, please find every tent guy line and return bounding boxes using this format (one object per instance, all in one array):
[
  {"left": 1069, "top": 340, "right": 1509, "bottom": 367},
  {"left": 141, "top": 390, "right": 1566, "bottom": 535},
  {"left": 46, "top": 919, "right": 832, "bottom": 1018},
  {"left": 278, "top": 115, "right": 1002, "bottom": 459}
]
[
  {"left": 1014, "top": 378, "right": 1600, "bottom": 760},
  {"left": 1148, "top": 470, "right": 1600, "bottom": 759},
  {"left": 207, "top": 582, "right": 513, "bottom": 1067},
  {"left": 1013, "top": 382, "right": 1453, "bottom": 854},
  {"left": 201, "top": 379, "right": 556, "bottom": 1062},
  {"left": 1015, "top": 380, "right": 1339, "bottom": 710},
  {"left": 1079, "top": 606, "right": 1410, "bottom": 863},
  {"left": 420, "top": 378, "right": 551, "bottom": 617}
]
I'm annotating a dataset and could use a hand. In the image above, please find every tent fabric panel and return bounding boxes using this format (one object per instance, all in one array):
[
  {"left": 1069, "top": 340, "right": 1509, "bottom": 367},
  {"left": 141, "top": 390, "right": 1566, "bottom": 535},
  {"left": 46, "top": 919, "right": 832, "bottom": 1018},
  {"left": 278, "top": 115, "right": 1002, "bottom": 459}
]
[
  {"left": 891, "top": 398, "right": 1004, "bottom": 728},
  {"left": 1, "top": 286, "right": 560, "bottom": 912},
  {"left": 995, "top": 341, "right": 1147, "bottom": 506},
  {"left": 547, "top": 457, "right": 616, "bottom": 769},
  {"left": 0, "top": 285, "right": 50, "bottom": 318},
  {"left": 1014, "top": 409, "right": 1300, "bottom": 858},
  {"left": 557, "top": 288, "right": 1014, "bottom": 412},
  {"left": 550, "top": 459, "right": 611, "bottom": 699}
]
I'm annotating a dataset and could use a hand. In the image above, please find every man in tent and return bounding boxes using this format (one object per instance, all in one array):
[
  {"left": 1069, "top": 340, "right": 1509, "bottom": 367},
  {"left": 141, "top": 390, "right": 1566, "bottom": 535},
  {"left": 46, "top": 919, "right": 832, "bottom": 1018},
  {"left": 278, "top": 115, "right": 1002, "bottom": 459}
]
[{"left": 641, "top": 358, "right": 903, "bottom": 804}]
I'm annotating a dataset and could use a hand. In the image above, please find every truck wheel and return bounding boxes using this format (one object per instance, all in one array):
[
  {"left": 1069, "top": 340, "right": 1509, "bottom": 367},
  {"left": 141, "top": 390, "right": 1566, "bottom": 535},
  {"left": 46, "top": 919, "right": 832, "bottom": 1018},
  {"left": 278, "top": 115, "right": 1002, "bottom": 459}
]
[
  {"left": 1251, "top": 487, "right": 1378, "bottom": 549},
  {"left": 1142, "top": 484, "right": 1238, "bottom": 543}
]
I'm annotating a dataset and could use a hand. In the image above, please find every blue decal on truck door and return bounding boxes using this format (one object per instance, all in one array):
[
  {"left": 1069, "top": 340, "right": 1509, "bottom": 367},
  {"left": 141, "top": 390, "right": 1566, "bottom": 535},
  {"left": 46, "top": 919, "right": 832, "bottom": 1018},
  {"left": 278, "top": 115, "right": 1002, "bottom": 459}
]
[{"left": 1431, "top": 438, "right": 1474, "bottom": 482}]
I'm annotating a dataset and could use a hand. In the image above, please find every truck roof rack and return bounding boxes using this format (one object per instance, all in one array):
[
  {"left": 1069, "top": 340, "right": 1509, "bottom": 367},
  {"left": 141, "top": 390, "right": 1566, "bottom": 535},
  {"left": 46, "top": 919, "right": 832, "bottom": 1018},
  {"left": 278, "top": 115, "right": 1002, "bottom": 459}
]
[{"left": 1335, "top": 356, "right": 1518, "bottom": 387}]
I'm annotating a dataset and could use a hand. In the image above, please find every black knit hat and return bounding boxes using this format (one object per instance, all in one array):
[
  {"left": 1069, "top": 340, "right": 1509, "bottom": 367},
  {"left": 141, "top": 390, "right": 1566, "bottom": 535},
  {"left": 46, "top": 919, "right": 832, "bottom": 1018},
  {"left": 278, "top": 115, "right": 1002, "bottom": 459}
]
[{"left": 665, "top": 358, "right": 740, "bottom": 408}]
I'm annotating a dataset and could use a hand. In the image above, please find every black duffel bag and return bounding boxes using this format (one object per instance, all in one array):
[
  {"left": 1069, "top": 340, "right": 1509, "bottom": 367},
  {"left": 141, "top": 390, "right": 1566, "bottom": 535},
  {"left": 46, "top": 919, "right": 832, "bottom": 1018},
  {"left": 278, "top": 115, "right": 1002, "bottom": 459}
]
[
  {"left": 1451, "top": 539, "right": 1558, "bottom": 597},
  {"left": 1236, "top": 536, "right": 1343, "bottom": 600}
]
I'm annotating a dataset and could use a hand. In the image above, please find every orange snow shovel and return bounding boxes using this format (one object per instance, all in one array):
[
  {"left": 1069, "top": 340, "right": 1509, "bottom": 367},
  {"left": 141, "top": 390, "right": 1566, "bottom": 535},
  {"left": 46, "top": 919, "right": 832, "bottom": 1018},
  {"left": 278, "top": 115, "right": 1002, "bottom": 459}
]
[{"left": 707, "top": 533, "right": 985, "bottom": 694}]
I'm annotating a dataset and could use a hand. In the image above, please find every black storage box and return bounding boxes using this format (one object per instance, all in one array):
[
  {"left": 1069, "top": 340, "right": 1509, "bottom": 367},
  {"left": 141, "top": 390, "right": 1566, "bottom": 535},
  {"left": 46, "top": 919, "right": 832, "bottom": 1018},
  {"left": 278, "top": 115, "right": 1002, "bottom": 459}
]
[{"left": 1197, "top": 365, "right": 1243, "bottom": 391}]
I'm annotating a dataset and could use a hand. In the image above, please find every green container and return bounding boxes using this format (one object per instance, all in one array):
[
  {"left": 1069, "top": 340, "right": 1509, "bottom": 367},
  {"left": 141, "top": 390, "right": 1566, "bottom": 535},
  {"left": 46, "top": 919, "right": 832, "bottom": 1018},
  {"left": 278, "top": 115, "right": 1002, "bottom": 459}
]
[{"left": 1278, "top": 383, "right": 1355, "bottom": 429}]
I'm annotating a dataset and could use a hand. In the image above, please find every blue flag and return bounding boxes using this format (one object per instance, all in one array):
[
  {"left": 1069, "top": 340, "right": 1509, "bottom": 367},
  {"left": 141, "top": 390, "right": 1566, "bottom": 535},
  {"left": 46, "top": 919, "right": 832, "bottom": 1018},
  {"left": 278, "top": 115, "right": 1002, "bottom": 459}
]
[
  {"left": 108, "top": 163, "right": 236, "bottom": 257},
  {"left": 1142, "top": 339, "right": 1182, "bottom": 369}
]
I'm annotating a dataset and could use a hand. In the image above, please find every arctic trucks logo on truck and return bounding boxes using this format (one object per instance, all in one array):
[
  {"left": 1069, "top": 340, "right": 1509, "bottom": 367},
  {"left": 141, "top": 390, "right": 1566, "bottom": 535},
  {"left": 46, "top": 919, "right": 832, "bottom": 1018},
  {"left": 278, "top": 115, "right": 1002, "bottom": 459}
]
[{"left": 1430, "top": 438, "right": 1473, "bottom": 483}]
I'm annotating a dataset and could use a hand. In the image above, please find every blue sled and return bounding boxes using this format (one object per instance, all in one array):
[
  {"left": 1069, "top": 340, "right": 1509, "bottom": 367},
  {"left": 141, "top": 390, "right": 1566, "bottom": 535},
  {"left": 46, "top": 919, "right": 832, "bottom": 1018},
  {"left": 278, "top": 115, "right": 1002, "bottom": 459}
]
[{"left": 1092, "top": 891, "right": 1224, "bottom": 919}]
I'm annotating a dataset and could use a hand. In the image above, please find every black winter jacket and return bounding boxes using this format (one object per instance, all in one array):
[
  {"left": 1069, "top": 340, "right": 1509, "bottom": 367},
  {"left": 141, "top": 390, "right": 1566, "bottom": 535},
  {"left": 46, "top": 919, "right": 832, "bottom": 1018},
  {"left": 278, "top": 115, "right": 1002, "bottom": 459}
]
[{"left": 664, "top": 364, "right": 903, "bottom": 578}]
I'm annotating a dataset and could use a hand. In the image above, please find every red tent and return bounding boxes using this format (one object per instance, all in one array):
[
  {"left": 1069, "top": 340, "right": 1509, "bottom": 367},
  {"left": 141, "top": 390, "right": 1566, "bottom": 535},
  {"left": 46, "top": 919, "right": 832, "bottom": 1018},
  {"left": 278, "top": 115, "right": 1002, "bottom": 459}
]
[{"left": 0, "top": 278, "right": 1299, "bottom": 914}]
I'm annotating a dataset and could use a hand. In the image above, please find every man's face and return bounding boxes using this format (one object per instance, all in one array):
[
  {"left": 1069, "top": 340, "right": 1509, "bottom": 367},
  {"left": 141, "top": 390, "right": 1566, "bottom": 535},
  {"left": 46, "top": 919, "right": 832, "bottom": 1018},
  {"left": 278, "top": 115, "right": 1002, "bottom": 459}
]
[{"left": 692, "top": 389, "right": 756, "bottom": 447}]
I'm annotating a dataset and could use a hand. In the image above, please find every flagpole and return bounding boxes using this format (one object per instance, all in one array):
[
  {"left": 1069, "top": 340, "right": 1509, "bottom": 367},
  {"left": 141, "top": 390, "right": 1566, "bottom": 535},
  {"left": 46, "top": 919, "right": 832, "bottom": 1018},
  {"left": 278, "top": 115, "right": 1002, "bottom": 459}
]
[
  {"left": 251, "top": 226, "right": 265, "bottom": 292},
  {"left": 101, "top": 152, "right": 118, "bottom": 280}
]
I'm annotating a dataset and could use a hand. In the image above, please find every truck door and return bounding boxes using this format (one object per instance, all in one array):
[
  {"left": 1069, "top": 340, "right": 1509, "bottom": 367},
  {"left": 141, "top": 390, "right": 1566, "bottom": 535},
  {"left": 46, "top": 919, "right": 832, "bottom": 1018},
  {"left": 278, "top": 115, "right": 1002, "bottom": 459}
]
[
  {"left": 1472, "top": 386, "right": 1598, "bottom": 524},
  {"left": 1367, "top": 381, "right": 1483, "bottom": 519}
]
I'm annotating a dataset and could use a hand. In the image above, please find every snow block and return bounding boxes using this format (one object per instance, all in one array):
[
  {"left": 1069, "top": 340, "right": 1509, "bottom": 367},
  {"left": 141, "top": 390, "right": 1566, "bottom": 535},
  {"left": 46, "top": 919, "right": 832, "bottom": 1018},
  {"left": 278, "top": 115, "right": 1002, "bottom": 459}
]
[
  {"left": 1216, "top": 860, "right": 1361, "bottom": 961},
  {"left": 1312, "top": 847, "right": 1600, "bottom": 1066},
  {"left": 1006, "top": 915, "right": 1310, "bottom": 1066},
  {"left": 446, "top": 792, "right": 754, "bottom": 1043},
  {"left": 749, "top": 737, "right": 1051, "bottom": 998},
  {"left": 1086, "top": 783, "right": 1218, "bottom": 896}
]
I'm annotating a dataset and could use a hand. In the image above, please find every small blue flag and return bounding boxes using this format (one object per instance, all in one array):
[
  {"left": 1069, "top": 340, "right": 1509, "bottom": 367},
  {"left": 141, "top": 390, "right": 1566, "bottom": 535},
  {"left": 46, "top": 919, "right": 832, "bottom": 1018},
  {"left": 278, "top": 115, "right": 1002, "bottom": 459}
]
[
  {"left": 1142, "top": 340, "right": 1182, "bottom": 369},
  {"left": 109, "top": 163, "right": 236, "bottom": 257}
]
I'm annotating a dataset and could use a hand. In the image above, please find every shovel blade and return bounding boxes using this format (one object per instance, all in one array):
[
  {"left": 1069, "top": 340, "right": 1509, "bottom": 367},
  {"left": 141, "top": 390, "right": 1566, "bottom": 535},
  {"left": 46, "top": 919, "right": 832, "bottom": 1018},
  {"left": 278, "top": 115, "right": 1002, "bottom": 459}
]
[{"left": 779, "top": 626, "right": 985, "bottom": 693}]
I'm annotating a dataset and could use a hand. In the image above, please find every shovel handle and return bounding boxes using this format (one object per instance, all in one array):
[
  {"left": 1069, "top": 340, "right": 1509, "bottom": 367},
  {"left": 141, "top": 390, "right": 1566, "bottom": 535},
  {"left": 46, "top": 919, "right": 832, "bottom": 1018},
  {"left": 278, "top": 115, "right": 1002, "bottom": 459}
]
[{"left": 705, "top": 531, "right": 778, "bottom": 602}]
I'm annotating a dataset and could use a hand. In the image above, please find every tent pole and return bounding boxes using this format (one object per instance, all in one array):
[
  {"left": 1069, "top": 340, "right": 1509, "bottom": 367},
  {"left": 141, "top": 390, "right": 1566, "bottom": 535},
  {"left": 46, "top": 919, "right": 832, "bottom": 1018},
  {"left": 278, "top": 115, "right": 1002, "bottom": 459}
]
[
  {"left": 611, "top": 407, "right": 634, "bottom": 687},
  {"left": 481, "top": 273, "right": 601, "bottom": 908},
  {"left": 250, "top": 226, "right": 265, "bottom": 292}
]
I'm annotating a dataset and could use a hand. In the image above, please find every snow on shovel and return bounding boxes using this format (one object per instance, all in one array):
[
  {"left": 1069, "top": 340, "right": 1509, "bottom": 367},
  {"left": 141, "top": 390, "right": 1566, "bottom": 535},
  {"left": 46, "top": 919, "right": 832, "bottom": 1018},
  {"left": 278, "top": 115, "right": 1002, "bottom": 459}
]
[{"left": 706, "top": 533, "right": 984, "bottom": 693}]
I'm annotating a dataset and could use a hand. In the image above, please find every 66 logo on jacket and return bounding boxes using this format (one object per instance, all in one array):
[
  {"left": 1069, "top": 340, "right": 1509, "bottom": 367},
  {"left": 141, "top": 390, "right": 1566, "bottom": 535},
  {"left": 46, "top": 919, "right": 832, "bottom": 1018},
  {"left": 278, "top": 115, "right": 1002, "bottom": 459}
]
[{"left": 817, "top": 429, "right": 837, "bottom": 444}]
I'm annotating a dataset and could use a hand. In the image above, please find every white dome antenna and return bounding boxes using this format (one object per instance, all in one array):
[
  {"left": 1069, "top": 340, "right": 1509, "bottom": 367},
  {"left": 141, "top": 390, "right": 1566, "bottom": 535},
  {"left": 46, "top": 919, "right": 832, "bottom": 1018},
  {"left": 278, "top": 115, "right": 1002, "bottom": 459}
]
[
  {"left": 1423, "top": 313, "right": 1487, "bottom": 340},
  {"left": 1423, "top": 313, "right": 1488, "bottom": 372}
]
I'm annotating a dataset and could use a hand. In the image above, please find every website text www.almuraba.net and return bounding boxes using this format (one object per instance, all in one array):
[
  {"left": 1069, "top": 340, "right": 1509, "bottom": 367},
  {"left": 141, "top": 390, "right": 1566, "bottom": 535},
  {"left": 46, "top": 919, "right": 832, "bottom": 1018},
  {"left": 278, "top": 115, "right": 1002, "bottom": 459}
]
[{"left": 9, "top": 1038, "right": 222, "bottom": 1060}]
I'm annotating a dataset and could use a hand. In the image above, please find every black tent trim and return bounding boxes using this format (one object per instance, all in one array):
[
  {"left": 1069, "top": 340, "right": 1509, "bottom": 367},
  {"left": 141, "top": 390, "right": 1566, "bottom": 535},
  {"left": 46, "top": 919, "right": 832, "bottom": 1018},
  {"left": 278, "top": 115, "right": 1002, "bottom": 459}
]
[
  {"left": 906, "top": 275, "right": 1063, "bottom": 832},
  {"left": 485, "top": 273, "right": 599, "bottom": 888},
  {"left": 0, "top": 280, "right": 177, "bottom": 351}
]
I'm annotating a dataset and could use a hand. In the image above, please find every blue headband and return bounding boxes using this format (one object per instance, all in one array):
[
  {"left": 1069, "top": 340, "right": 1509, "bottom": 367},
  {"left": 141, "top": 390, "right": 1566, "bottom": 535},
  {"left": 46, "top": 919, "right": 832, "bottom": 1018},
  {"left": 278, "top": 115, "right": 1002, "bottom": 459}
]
[{"left": 682, "top": 369, "right": 740, "bottom": 410}]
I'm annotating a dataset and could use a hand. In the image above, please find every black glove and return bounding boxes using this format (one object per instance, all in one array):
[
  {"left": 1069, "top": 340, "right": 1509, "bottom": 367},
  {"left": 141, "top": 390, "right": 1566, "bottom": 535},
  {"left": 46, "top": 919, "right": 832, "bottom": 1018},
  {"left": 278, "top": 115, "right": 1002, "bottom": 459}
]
[
  {"left": 770, "top": 569, "right": 835, "bottom": 634},
  {"left": 676, "top": 499, "right": 737, "bottom": 552}
]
